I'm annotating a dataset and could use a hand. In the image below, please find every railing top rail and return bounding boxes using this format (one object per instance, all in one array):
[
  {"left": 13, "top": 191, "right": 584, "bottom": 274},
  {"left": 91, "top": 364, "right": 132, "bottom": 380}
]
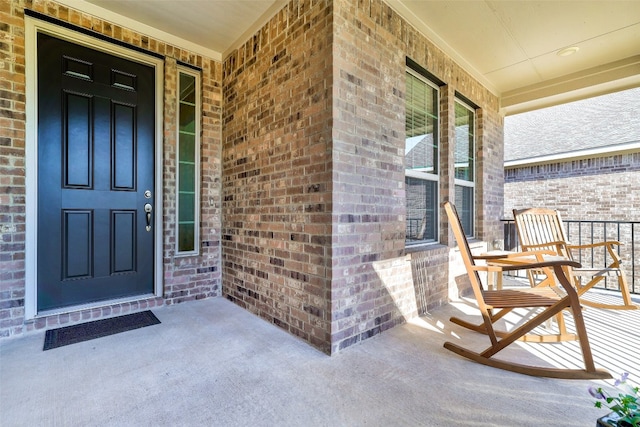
[{"left": 502, "top": 218, "right": 640, "bottom": 225}]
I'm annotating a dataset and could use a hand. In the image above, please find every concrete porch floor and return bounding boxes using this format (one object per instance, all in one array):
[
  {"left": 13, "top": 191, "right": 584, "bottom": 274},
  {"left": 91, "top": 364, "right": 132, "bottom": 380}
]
[{"left": 1, "top": 288, "right": 638, "bottom": 426}]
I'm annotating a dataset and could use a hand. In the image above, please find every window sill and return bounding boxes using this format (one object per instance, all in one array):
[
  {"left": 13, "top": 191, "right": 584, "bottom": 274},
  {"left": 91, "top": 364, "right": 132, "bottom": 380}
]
[{"left": 405, "top": 242, "right": 447, "bottom": 255}]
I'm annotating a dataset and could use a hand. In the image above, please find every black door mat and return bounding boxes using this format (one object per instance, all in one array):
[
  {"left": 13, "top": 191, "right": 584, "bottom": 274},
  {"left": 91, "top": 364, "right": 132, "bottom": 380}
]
[{"left": 43, "top": 310, "right": 160, "bottom": 351}]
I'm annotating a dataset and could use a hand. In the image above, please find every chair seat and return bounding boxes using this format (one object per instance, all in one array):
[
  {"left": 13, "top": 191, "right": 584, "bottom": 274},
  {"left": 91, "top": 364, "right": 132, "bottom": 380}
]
[{"left": 484, "top": 287, "right": 564, "bottom": 309}]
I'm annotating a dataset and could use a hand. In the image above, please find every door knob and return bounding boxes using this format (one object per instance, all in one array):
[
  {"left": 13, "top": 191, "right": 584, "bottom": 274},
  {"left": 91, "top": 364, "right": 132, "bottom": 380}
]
[{"left": 144, "top": 203, "right": 153, "bottom": 231}]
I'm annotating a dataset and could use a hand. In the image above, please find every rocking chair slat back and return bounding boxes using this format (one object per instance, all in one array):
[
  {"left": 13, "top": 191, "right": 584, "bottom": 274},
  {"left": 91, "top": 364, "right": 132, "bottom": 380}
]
[{"left": 513, "top": 207, "right": 637, "bottom": 310}]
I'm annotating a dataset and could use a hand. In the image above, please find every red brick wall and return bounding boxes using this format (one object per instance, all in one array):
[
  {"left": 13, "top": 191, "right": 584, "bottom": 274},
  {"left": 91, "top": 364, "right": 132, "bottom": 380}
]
[
  {"left": 504, "top": 153, "right": 640, "bottom": 221},
  {"left": 162, "top": 57, "right": 223, "bottom": 304},
  {"left": 0, "top": 0, "right": 222, "bottom": 337},
  {"left": 330, "top": 0, "right": 410, "bottom": 352},
  {"left": 477, "top": 108, "right": 506, "bottom": 243},
  {"left": 220, "top": 0, "right": 503, "bottom": 354},
  {"left": 223, "top": 1, "right": 502, "bottom": 353},
  {"left": 221, "top": 2, "right": 334, "bottom": 352},
  {"left": 329, "top": 0, "right": 503, "bottom": 352},
  {"left": 0, "top": 0, "right": 27, "bottom": 337}
]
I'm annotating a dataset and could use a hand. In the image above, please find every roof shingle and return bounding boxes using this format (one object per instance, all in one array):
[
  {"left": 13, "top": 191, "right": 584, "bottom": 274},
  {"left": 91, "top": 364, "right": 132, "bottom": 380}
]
[{"left": 504, "top": 87, "right": 640, "bottom": 162}]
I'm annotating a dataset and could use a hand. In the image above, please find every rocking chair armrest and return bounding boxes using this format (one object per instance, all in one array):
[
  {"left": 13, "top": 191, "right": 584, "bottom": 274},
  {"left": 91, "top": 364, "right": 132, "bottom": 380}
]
[
  {"left": 474, "top": 249, "right": 557, "bottom": 261},
  {"left": 566, "top": 241, "right": 622, "bottom": 250},
  {"left": 471, "top": 257, "right": 582, "bottom": 273},
  {"left": 567, "top": 241, "right": 624, "bottom": 265}
]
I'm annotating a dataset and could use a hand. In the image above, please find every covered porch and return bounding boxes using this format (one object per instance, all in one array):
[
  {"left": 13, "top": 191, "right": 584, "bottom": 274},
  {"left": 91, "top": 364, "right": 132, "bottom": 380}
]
[
  {"left": 1, "top": 285, "right": 638, "bottom": 426},
  {"left": 1, "top": 2, "right": 639, "bottom": 423}
]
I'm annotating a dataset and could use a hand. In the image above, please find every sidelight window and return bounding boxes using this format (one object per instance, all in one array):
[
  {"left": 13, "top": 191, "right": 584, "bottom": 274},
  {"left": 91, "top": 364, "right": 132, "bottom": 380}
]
[{"left": 176, "top": 67, "right": 200, "bottom": 255}]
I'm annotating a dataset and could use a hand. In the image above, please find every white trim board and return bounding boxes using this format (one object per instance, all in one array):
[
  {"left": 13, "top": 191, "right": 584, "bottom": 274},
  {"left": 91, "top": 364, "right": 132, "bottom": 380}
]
[{"left": 505, "top": 141, "right": 640, "bottom": 168}]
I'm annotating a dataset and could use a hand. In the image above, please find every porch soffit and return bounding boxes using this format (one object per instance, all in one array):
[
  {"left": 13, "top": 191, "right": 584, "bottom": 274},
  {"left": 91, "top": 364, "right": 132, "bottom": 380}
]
[{"left": 56, "top": 0, "right": 640, "bottom": 115}]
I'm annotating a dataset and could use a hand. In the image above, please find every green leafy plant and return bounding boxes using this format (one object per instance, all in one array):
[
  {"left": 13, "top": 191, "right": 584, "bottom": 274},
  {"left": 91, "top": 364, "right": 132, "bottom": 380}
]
[{"left": 589, "top": 373, "right": 640, "bottom": 427}]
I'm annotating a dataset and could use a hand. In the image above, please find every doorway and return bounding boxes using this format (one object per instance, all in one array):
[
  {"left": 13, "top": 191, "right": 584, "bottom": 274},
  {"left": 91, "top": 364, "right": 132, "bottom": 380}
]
[{"left": 25, "top": 20, "right": 164, "bottom": 316}]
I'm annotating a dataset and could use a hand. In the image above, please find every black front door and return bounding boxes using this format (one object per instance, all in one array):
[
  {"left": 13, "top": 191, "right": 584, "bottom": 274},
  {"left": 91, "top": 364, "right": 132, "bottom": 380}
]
[{"left": 37, "top": 33, "right": 156, "bottom": 311}]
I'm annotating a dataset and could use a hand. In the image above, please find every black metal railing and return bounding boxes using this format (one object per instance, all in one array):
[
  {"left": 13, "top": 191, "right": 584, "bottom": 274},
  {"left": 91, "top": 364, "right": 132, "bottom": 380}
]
[{"left": 502, "top": 219, "right": 639, "bottom": 294}]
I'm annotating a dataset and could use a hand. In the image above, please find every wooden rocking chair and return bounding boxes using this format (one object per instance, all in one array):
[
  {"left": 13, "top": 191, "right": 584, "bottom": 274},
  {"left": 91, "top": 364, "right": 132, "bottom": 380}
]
[
  {"left": 513, "top": 207, "right": 637, "bottom": 310},
  {"left": 443, "top": 202, "right": 611, "bottom": 379}
]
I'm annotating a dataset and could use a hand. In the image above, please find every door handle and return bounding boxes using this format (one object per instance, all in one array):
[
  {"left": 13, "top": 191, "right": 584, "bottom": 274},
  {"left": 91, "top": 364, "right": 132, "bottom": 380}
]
[{"left": 144, "top": 203, "right": 153, "bottom": 231}]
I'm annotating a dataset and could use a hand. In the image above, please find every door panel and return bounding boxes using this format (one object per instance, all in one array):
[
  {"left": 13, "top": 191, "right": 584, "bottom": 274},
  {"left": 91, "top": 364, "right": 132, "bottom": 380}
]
[
  {"left": 64, "top": 92, "right": 92, "bottom": 188},
  {"left": 112, "top": 210, "right": 136, "bottom": 274},
  {"left": 37, "top": 33, "right": 156, "bottom": 311},
  {"left": 62, "top": 210, "right": 93, "bottom": 279},
  {"left": 113, "top": 103, "right": 136, "bottom": 190}
]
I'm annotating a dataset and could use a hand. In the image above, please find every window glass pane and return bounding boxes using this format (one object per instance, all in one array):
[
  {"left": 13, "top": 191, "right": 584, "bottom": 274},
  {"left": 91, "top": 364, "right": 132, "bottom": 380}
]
[
  {"left": 455, "top": 184, "right": 474, "bottom": 237},
  {"left": 180, "top": 104, "right": 196, "bottom": 133},
  {"left": 178, "top": 193, "right": 195, "bottom": 222},
  {"left": 405, "top": 177, "right": 438, "bottom": 243},
  {"left": 180, "top": 73, "right": 196, "bottom": 104},
  {"left": 179, "top": 133, "right": 195, "bottom": 160},
  {"left": 178, "top": 224, "right": 195, "bottom": 252},
  {"left": 454, "top": 101, "right": 474, "bottom": 181},
  {"left": 406, "top": 73, "right": 438, "bottom": 174},
  {"left": 179, "top": 163, "right": 195, "bottom": 192}
]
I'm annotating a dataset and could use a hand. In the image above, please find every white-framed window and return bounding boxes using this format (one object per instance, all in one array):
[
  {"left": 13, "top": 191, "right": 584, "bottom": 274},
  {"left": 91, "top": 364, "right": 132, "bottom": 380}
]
[
  {"left": 176, "top": 66, "right": 200, "bottom": 255},
  {"left": 405, "top": 68, "right": 440, "bottom": 245},
  {"left": 454, "top": 99, "right": 475, "bottom": 237}
]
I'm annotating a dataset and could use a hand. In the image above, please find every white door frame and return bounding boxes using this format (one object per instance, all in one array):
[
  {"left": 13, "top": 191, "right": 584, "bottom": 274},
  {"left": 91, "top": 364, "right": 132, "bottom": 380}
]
[{"left": 24, "top": 17, "right": 165, "bottom": 319}]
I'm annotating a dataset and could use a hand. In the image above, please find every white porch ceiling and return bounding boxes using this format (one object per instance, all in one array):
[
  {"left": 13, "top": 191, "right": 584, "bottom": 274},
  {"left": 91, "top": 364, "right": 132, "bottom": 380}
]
[{"left": 63, "top": 0, "right": 640, "bottom": 114}]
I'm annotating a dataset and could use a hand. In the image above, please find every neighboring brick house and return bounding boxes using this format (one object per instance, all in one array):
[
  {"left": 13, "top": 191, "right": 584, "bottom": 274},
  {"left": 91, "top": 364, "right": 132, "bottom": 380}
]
[
  {"left": 1, "top": 0, "right": 504, "bottom": 354},
  {"left": 503, "top": 88, "right": 640, "bottom": 291},
  {"left": 504, "top": 87, "right": 640, "bottom": 221}
]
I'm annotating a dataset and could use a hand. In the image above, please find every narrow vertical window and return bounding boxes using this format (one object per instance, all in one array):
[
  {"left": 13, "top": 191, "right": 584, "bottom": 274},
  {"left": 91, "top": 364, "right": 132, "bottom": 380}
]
[
  {"left": 405, "top": 69, "right": 439, "bottom": 244},
  {"left": 454, "top": 99, "right": 475, "bottom": 237},
  {"left": 176, "top": 67, "right": 200, "bottom": 255}
]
